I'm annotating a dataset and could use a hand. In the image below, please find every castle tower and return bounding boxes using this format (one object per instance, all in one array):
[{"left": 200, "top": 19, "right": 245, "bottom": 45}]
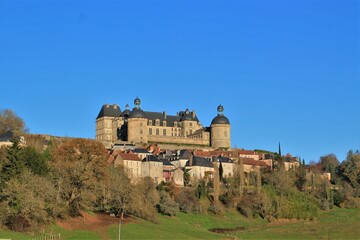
[
  {"left": 96, "top": 104, "right": 122, "bottom": 142},
  {"left": 210, "top": 104, "right": 230, "bottom": 149},
  {"left": 127, "top": 97, "right": 148, "bottom": 143}
]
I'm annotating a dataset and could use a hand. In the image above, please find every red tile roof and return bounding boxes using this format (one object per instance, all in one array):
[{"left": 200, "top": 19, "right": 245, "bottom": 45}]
[
  {"left": 241, "top": 158, "right": 269, "bottom": 167},
  {"left": 118, "top": 153, "right": 140, "bottom": 161}
]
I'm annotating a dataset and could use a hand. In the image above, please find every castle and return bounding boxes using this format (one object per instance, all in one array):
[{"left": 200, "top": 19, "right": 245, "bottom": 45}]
[{"left": 96, "top": 97, "right": 231, "bottom": 149}]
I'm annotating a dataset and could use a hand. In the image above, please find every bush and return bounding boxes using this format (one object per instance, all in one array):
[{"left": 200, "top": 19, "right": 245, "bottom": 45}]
[
  {"left": 176, "top": 188, "right": 199, "bottom": 213},
  {"left": 157, "top": 191, "right": 179, "bottom": 216}
]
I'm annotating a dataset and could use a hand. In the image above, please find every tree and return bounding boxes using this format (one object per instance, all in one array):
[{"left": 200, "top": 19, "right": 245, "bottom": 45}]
[
  {"left": 0, "top": 138, "right": 24, "bottom": 191},
  {"left": 338, "top": 150, "right": 360, "bottom": 196},
  {"left": 106, "top": 166, "right": 133, "bottom": 217},
  {"left": 51, "top": 138, "right": 108, "bottom": 216},
  {"left": 320, "top": 154, "right": 339, "bottom": 183},
  {"left": 0, "top": 109, "right": 28, "bottom": 135}
]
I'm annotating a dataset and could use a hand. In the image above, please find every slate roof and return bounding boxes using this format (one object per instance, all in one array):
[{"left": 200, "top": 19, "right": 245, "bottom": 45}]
[
  {"left": 160, "top": 159, "right": 174, "bottom": 166},
  {"left": 217, "top": 157, "right": 233, "bottom": 163},
  {"left": 211, "top": 115, "right": 230, "bottom": 125},
  {"left": 178, "top": 149, "right": 193, "bottom": 159},
  {"left": 129, "top": 108, "right": 146, "bottom": 118},
  {"left": 142, "top": 155, "right": 162, "bottom": 162},
  {"left": 133, "top": 148, "right": 151, "bottom": 154},
  {"left": 0, "top": 131, "right": 15, "bottom": 141},
  {"left": 97, "top": 104, "right": 122, "bottom": 119},
  {"left": 179, "top": 109, "right": 199, "bottom": 122},
  {"left": 185, "top": 156, "right": 213, "bottom": 168}
]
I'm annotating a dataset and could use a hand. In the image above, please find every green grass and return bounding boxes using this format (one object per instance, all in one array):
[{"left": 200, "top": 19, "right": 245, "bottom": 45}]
[{"left": 1, "top": 208, "right": 359, "bottom": 240}]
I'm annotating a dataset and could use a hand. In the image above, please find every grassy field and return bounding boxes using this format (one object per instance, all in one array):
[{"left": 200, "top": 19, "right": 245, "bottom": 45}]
[{"left": 0, "top": 207, "right": 359, "bottom": 240}]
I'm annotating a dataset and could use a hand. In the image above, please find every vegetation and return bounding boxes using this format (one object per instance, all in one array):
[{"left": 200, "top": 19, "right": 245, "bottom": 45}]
[{"left": 0, "top": 109, "right": 359, "bottom": 239}]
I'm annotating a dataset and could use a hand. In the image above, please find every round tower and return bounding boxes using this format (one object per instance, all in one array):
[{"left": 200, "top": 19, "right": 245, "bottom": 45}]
[
  {"left": 127, "top": 97, "right": 148, "bottom": 143},
  {"left": 211, "top": 104, "right": 230, "bottom": 149}
]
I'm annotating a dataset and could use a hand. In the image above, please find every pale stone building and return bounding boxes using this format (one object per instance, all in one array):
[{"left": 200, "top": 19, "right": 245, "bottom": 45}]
[{"left": 96, "top": 97, "right": 231, "bottom": 149}]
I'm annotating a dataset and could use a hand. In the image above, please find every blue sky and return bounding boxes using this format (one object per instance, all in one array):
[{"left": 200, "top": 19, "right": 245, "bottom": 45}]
[{"left": 0, "top": 1, "right": 359, "bottom": 163}]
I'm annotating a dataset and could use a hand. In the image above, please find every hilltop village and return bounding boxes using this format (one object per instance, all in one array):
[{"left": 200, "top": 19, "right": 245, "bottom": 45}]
[{"left": 96, "top": 97, "right": 300, "bottom": 185}]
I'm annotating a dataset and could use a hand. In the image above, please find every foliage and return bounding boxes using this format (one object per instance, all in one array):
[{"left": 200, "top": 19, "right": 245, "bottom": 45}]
[
  {"left": 0, "top": 109, "right": 28, "bottom": 135},
  {"left": 157, "top": 190, "right": 179, "bottom": 216},
  {"left": 338, "top": 150, "right": 360, "bottom": 196},
  {"left": 176, "top": 188, "right": 199, "bottom": 213},
  {"left": 50, "top": 138, "right": 108, "bottom": 216}
]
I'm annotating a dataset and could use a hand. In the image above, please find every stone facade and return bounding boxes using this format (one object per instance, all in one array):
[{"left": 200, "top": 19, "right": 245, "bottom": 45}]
[{"left": 96, "top": 98, "right": 231, "bottom": 149}]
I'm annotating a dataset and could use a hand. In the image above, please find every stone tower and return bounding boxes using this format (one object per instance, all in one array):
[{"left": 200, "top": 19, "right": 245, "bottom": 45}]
[
  {"left": 210, "top": 104, "right": 230, "bottom": 149},
  {"left": 127, "top": 97, "right": 148, "bottom": 143},
  {"left": 95, "top": 104, "right": 122, "bottom": 141}
]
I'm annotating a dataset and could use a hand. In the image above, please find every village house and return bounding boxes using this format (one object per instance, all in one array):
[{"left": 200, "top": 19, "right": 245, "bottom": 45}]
[
  {"left": 185, "top": 156, "right": 214, "bottom": 180},
  {"left": 141, "top": 155, "right": 163, "bottom": 185}
]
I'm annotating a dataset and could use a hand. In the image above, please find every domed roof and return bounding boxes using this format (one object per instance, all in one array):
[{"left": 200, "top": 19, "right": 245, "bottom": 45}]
[
  {"left": 122, "top": 104, "right": 131, "bottom": 116},
  {"left": 211, "top": 115, "right": 230, "bottom": 125},
  {"left": 211, "top": 104, "right": 230, "bottom": 125},
  {"left": 128, "top": 97, "right": 146, "bottom": 118},
  {"left": 129, "top": 108, "right": 146, "bottom": 119}
]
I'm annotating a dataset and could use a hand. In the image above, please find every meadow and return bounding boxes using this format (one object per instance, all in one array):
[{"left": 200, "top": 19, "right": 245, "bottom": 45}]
[{"left": 0, "top": 207, "right": 358, "bottom": 240}]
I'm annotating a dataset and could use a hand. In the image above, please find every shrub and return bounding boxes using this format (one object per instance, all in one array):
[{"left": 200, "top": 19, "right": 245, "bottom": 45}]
[
  {"left": 176, "top": 188, "right": 199, "bottom": 213},
  {"left": 157, "top": 191, "right": 179, "bottom": 216}
]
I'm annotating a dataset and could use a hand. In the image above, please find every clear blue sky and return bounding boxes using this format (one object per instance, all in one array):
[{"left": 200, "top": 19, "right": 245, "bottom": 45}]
[{"left": 1, "top": 1, "right": 359, "bottom": 163}]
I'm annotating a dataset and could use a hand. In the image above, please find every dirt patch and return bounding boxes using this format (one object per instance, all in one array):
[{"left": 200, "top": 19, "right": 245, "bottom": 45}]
[
  {"left": 209, "top": 226, "right": 245, "bottom": 234},
  {"left": 57, "top": 211, "right": 129, "bottom": 240}
]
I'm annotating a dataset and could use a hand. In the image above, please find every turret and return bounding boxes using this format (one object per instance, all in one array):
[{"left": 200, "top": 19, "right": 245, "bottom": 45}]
[
  {"left": 127, "top": 97, "right": 148, "bottom": 143},
  {"left": 210, "top": 105, "right": 230, "bottom": 149}
]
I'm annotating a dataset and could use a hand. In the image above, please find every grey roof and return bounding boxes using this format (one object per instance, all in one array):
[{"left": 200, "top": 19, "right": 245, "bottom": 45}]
[
  {"left": 145, "top": 111, "right": 179, "bottom": 127},
  {"left": 129, "top": 108, "right": 146, "bottom": 119},
  {"left": 211, "top": 115, "right": 230, "bottom": 125},
  {"left": 160, "top": 159, "right": 174, "bottom": 166},
  {"left": 133, "top": 148, "right": 151, "bottom": 154},
  {"left": 142, "top": 155, "right": 161, "bottom": 162},
  {"left": 97, "top": 104, "right": 122, "bottom": 119},
  {"left": 179, "top": 109, "right": 199, "bottom": 122},
  {"left": 216, "top": 157, "right": 233, "bottom": 163},
  {"left": 0, "top": 131, "right": 15, "bottom": 142},
  {"left": 185, "top": 156, "right": 213, "bottom": 168},
  {"left": 178, "top": 149, "right": 193, "bottom": 159}
]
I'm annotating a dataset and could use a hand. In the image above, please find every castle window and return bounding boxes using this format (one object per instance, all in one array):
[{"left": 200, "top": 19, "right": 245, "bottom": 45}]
[
  {"left": 190, "top": 130, "right": 192, "bottom": 135},
  {"left": 156, "top": 119, "right": 160, "bottom": 126},
  {"left": 163, "top": 129, "right": 166, "bottom": 136},
  {"left": 156, "top": 129, "right": 159, "bottom": 135},
  {"left": 189, "top": 122, "right": 193, "bottom": 127},
  {"left": 140, "top": 129, "right": 143, "bottom": 134},
  {"left": 140, "top": 122, "right": 143, "bottom": 127},
  {"left": 148, "top": 120, "right": 152, "bottom": 125},
  {"left": 174, "top": 122, "right": 177, "bottom": 127},
  {"left": 149, "top": 128, "right": 152, "bottom": 135},
  {"left": 163, "top": 121, "right": 166, "bottom": 126}
]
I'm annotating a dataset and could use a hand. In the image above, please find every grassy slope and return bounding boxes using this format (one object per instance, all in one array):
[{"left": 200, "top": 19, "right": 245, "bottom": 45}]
[{"left": 1, "top": 208, "right": 359, "bottom": 240}]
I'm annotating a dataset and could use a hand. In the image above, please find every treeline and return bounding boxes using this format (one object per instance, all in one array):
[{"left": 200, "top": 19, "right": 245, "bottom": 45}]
[{"left": 0, "top": 136, "right": 359, "bottom": 232}]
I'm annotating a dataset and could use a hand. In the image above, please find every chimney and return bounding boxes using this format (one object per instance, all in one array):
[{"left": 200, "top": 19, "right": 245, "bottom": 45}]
[
  {"left": 163, "top": 111, "right": 166, "bottom": 119},
  {"left": 106, "top": 104, "right": 109, "bottom": 108},
  {"left": 114, "top": 104, "right": 118, "bottom": 109},
  {"left": 192, "top": 111, "right": 195, "bottom": 118}
]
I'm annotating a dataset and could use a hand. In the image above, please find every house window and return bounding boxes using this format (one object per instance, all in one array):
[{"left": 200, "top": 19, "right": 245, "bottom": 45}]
[
  {"left": 156, "top": 129, "right": 159, "bottom": 135},
  {"left": 149, "top": 128, "right": 152, "bottom": 135},
  {"left": 163, "top": 129, "right": 166, "bottom": 136}
]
